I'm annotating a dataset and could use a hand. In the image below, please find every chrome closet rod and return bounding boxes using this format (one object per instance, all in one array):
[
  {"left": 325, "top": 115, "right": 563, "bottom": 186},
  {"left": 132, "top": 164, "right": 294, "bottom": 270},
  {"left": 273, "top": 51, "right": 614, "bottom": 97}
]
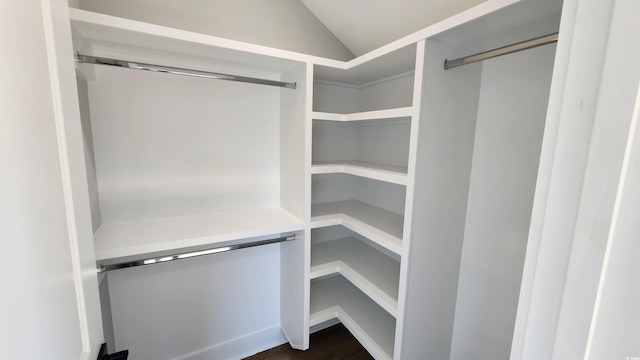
[
  {"left": 444, "top": 33, "right": 559, "bottom": 70},
  {"left": 97, "top": 234, "right": 296, "bottom": 273},
  {"left": 76, "top": 54, "right": 297, "bottom": 89}
]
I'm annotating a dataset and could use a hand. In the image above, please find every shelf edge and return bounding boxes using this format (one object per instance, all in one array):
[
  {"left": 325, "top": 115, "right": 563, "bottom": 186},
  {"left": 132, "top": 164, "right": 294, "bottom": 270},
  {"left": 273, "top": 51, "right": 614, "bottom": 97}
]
[
  {"left": 311, "top": 262, "right": 398, "bottom": 317},
  {"left": 311, "top": 107, "right": 413, "bottom": 122}
]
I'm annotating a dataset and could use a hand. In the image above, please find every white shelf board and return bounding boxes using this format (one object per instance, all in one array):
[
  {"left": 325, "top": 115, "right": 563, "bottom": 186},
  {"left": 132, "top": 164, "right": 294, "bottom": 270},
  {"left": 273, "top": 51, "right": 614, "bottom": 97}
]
[
  {"left": 345, "top": 0, "right": 520, "bottom": 68},
  {"left": 311, "top": 200, "right": 403, "bottom": 255},
  {"left": 93, "top": 207, "right": 304, "bottom": 260},
  {"left": 314, "top": 45, "right": 416, "bottom": 87},
  {"left": 311, "top": 237, "right": 400, "bottom": 316},
  {"left": 310, "top": 275, "right": 396, "bottom": 360},
  {"left": 311, "top": 161, "right": 408, "bottom": 186},
  {"left": 69, "top": 9, "right": 344, "bottom": 74},
  {"left": 312, "top": 107, "right": 413, "bottom": 121}
]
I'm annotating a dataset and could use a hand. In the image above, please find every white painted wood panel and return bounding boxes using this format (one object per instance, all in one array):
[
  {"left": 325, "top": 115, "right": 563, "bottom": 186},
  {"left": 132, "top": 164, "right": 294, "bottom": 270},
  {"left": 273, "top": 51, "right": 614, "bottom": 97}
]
[
  {"left": 311, "top": 200, "right": 403, "bottom": 252},
  {"left": 548, "top": 1, "right": 640, "bottom": 358},
  {"left": 107, "top": 243, "right": 284, "bottom": 359},
  {"left": 70, "top": 8, "right": 344, "bottom": 70},
  {"left": 511, "top": 1, "right": 623, "bottom": 358},
  {"left": 77, "top": 0, "right": 355, "bottom": 61},
  {"left": 313, "top": 75, "right": 414, "bottom": 113},
  {"left": 94, "top": 208, "right": 303, "bottom": 260},
  {"left": 586, "top": 83, "right": 640, "bottom": 360},
  {"left": 311, "top": 236, "right": 401, "bottom": 316},
  {"left": 1, "top": 1, "right": 102, "bottom": 358},
  {"left": 310, "top": 275, "right": 396, "bottom": 360},
  {"left": 312, "top": 120, "right": 411, "bottom": 170},
  {"left": 311, "top": 161, "right": 408, "bottom": 185},
  {"left": 312, "top": 107, "right": 413, "bottom": 122},
  {"left": 279, "top": 63, "right": 310, "bottom": 350},
  {"left": 400, "top": 38, "right": 482, "bottom": 360},
  {"left": 450, "top": 42, "right": 555, "bottom": 360},
  {"left": 86, "top": 67, "right": 282, "bottom": 224}
]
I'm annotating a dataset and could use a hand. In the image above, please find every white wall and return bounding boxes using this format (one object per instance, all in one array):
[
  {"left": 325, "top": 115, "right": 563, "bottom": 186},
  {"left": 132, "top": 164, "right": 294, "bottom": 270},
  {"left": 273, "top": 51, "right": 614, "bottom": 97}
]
[
  {"left": 586, "top": 88, "right": 640, "bottom": 360},
  {"left": 400, "top": 38, "right": 483, "bottom": 360},
  {"left": 76, "top": 0, "right": 354, "bottom": 61},
  {"left": 0, "top": 0, "right": 84, "bottom": 358},
  {"left": 85, "top": 67, "right": 281, "bottom": 224},
  {"left": 79, "top": 60, "right": 291, "bottom": 357},
  {"left": 449, "top": 44, "right": 556, "bottom": 360},
  {"left": 107, "top": 245, "right": 283, "bottom": 359}
]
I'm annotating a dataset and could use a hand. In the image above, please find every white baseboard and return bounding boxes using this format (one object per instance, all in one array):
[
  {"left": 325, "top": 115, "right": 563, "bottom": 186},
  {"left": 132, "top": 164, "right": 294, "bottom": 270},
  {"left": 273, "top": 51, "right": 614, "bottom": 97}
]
[
  {"left": 173, "top": 325, "right": 288, "bottom": 360},
  {"left": 310, "top": 317, "right": 341, "bottom": 334}
]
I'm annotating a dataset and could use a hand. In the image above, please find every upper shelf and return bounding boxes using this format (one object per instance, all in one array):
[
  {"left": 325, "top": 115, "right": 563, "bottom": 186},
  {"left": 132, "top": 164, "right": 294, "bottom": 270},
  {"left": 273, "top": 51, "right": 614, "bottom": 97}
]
[
  {"left": 94, "top": 207, "right": 304, "bottom": 261},
  {"left": 69, "top": 8, "right": 336, "bottom": 78},
  {"left": 314, "top": 44, "right": 416, "bottom": 87},
  {"left": 312, "top": 107, "right": 413, "bottom": 121},
  {"left": 311, "top": 161, "right": 408, "bottom": 186},
  {"left": 69, "top": 0, "right": 538, "bottom": 78}
]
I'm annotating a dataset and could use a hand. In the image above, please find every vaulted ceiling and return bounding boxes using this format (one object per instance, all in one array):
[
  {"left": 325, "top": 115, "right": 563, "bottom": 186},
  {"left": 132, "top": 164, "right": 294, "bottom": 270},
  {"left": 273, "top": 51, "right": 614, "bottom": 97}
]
[{"left": 301, "top": 0, "right": 486, "bottom": 56}]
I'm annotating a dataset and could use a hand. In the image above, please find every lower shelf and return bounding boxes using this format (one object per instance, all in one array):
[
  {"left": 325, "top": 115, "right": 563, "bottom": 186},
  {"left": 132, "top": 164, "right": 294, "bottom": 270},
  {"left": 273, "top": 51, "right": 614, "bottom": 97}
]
[
  {"left": 310, "top": 275, "right": 396, "bottom": 360},
  {"left": 311, "top": 236, "right": 400, "bottom": 316},
  {"left": 93, "top": 207, "right": 304, "bottom": 261},
  {"left": 311, "top": 160, "right": 408, "bottom": 185},
  {"left": 310, "top": 200, "right": 403, "bottom": 255}
]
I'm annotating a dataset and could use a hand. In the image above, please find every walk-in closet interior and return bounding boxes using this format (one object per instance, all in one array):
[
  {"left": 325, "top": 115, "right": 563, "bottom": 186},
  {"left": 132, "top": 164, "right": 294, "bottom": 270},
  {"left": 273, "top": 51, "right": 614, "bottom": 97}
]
[{"left": 68, "top": 0, "right": 564, "bottom": 358}]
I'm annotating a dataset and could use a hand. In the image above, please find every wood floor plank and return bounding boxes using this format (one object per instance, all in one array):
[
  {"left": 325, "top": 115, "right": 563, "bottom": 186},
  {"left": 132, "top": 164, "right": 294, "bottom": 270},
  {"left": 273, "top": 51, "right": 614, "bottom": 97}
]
[{"left": 245, "top": 324, "right": 373, "bottom": 360}]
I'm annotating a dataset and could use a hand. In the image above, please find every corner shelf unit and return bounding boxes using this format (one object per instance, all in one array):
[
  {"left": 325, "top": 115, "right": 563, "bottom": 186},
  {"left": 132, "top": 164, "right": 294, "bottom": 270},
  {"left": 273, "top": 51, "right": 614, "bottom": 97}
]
[
  {"left": 66, "top": 0, "right": 568, "bottom": 358},
  {"left": 311, "top": 235, "right": 401, "bottom": 316},
  {"left": 307, "top": 39, "right": 423, "bottom": 360},
  {"left": 310, "top": 275, "right": 396, "bottom": 360}
]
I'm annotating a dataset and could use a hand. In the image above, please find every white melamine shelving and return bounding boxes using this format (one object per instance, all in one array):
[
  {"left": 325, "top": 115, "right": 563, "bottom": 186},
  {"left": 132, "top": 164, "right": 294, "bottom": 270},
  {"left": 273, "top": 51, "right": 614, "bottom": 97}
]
[
  {"left": 94, "top": 208, "right": 304, "bottom": 261},
  {"left": 64, "top": 1, "right": 571, "bottom": 359},
  {"left": 310, "top": 200, "right": 403, "bottom": 255},
  {"left": 311, "top": 237, "right": 400, "bottom": 316},
  {"left": 312, "top": 107, "right": 413, "bottom": 121},
  {"left": 69, "top": 8, "right": 342, "bottom": 74},
  {"left": 311, "top": 161, "right": 408, "bottom": 186},
  {"left": 312, "top": 118, "right": 411, "bottom": 185},
  {"left": 311, "top": 275, "right": 396, "bottom": 360},
  {"left": 72, "top": 7, "right": 312, "bottom": 353}
]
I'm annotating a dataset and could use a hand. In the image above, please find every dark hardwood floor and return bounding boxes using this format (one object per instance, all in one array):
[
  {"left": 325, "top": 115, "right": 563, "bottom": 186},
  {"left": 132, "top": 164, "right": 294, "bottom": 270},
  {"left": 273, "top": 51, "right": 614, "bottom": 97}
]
[{"left": 245, "top": 324, "right": 373, "bottom": 360}]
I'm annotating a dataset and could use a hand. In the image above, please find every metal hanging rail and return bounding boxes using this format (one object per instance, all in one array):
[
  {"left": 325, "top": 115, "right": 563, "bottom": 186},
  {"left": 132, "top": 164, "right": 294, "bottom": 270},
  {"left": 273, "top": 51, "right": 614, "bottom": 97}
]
[
  {"left": 98, "top": 234, "right": 296, "bottom": 273},
  {"left": 76, "top": 54, "right": 297, "bottom": 89},
  {"left": 444, "top": 33, "right": 559, "bottom": 70}
]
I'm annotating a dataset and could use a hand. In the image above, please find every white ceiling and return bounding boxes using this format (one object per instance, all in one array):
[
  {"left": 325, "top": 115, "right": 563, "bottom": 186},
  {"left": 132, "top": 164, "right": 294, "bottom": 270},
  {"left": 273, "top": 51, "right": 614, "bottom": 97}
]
[{"left": 301, "top": 0, "right": 487, "bottom": 56}]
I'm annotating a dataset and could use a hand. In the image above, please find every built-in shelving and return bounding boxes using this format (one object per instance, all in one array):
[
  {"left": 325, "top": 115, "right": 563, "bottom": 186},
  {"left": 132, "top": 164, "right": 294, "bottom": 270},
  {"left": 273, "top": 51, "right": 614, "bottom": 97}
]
[
  {"left": 311, "top": 237, "right": 400, "bottom": 316},
  {"left": 311, "top": 275, "right": 396, "bottom": 360},
  {"left": 310, "top": 200, "right": 403, "bottom": 255},
  {"left": 94, "top": 208, "right": 304, "bottom": 261},
  {"left": 312, "top": 117, "right": 411, "bottom": 187},
  {"left": 312, "top": 107, "right": 413, "bottom": 121},
  {"left": 308, "top": 41, "right": 414, "bottom": 358},
  {"left": 61, "top": 1, "right": 571, "bottom": 359},
  {"left": 311, "top": 161, "right": 408, "bottom": 185}
]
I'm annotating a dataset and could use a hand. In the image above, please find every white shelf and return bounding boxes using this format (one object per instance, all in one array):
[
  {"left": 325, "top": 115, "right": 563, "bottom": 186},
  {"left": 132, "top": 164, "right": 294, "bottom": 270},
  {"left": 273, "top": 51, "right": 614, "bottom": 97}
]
[
  {"left": 311, "top": 200, "right": 403, "bottom": 255},
  {"left": 93, "top": 207, "right": 304, "bottom": 260},
  {"left": 312, "top": 107, "right": 413, "bottom": 122},
  {"left": 310, "top": 275, "right": 396, "bottom": 360},
  {"left": 69, "top": 9, "right": 343, "bottom": 72},
  {"left": 311, "top": 237, "right": 400, "bottom": 316},
  {"left": 314, "top": 44, "right": 416, "bottom": 87},
  {"left": 311, "top": 161, "right": 408, "bottom": 185}
]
